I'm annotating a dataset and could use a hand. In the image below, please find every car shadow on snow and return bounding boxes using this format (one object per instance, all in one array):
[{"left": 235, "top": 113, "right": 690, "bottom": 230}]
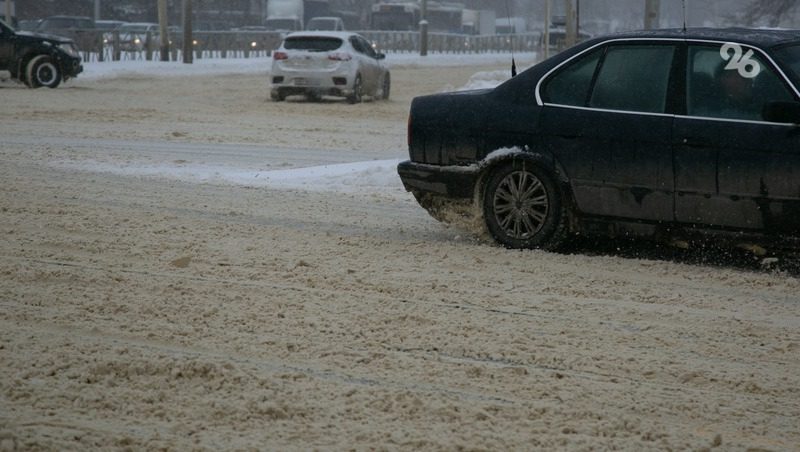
[{"left": 558, "top": 236, "right": 800, "bottom": 277}]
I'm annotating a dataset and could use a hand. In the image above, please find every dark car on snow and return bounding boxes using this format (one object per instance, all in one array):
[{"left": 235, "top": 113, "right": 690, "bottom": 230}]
[
  {"left": 398, "top": 28, "right": 800, "bottom": 251},
  {"left": 0, "top": 17, "right": 83, "bottom": 88}
]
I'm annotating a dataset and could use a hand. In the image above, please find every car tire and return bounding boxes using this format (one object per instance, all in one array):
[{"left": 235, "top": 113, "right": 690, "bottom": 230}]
[
  {"left": 482, "top": 160, "right": 568, "bottom": 250},
  {"left": 271, "top": 90, "right": 286, "bottom": 102},
  {"left": 26, "top": 55, "right": 62, "bottom": 89},
  {"left": 347, "top": 75, "right": 363, "bottom": 104},
  {"left": 380, "top": 73, "right": 391, "bottom": 100}
]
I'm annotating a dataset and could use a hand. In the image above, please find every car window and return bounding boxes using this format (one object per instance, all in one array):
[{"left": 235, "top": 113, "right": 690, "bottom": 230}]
[
  {"left": 687, "top": 45, "right": 795, "bottom": 121},
  {"left": 359, "top": 37, "right": 377, "bottom": 58},
  {"left": 588, "top": 45, "right": 675, "bottom": 114},
  {"left": 349, "top": 36, "right": 366, "bottom": 54},
  {"left": 542, "top": 48, "right": 602, "bottom": 106},
  {"left": 284, "top": 37, "right": 343, "bottom": 52},
  {"left": 774, "top": 44, "right": 800, "bottom": 82}
]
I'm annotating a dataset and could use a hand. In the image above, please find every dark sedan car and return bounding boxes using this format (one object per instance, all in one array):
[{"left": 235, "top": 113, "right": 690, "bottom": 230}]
[
  {"left": 0, "top": 17, "right": 83, "bottom": 88},
  {"left": 398, "top": 28, "right": 800, "bottom": 250}
]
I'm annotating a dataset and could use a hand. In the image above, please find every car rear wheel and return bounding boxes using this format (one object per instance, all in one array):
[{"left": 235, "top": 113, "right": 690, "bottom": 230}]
[
  {"left": 26, "top": 55, "right": 62, "bottom": 89},
  {"left": 271, "top": 90, "right": 286, "bottom": 102},
  {"left": 347, "top": 75, "right": 363, "bottom": 104},
  {"left": 483, "top": 161, "right": 567, "bottom": 250}
]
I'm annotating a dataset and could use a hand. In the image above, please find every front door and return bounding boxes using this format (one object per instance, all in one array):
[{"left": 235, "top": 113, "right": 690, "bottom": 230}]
[{"left": 674, "top": 42, "right": 800, "bottom": 234}]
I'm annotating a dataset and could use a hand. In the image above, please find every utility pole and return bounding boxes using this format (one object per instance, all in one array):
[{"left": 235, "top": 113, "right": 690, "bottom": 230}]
[
  {"left": 94, "top": 0, "right": 100, "bottom": 21},
  {"left": 565, "top": 0, "right": 577, "bottom": 47},
  {"left": 158, "top": 0, "right": 169, "bottom": 61},
  {"left": 420, "top": 0, "right": 428, "bottom": 56},
  {"left": 4, "top": 0, "right": 12, "bottom": 24},
  {"left": 645, "top": 0, "right": 660, "bottom": 30},
  {"left": 183, "top": 0, "right": 193, "bottom": 64},
  {"left": 543, "top": 0, "right": 551, "bottom": 60}
]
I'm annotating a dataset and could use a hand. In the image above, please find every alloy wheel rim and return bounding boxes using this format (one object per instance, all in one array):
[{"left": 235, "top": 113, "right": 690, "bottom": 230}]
[
  {"left": 36, "top": 63, "right": 57, "bottom": 85},
  {"left": 493, "top": 170, "right": 549, "bottom": 239}
]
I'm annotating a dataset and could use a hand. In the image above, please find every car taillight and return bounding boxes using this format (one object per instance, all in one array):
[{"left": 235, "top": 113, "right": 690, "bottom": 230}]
[
  {"left": 273, "top": 51, "right": 288, "bottom": 60},
  {"left": 328, "top": 52, "right": 352, "bottom": 61}
]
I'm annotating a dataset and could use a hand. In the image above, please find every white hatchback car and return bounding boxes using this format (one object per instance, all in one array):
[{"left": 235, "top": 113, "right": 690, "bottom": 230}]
[{"left": 270, "top": 31, "right": 390, "bottom": 104}]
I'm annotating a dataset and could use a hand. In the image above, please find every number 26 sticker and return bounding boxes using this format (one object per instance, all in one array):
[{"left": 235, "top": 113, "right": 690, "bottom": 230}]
[{"left": 720, "top": 43, "right": 761, "bottom": 79}]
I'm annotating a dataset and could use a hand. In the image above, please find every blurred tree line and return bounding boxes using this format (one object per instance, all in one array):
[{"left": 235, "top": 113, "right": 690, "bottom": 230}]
[{"left": 740, "top": 0, "right": 799, "bottom": 27}]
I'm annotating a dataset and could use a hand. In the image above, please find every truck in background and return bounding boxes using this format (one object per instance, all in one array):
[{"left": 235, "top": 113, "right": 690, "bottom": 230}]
[
  {"left": 370, "top": 1, "right": 465, "bottom": 33},
  {"left": 265, "top": 0, "right": 304, "bottom": 32},
  {"left": 461, "top": 9, "right": 495, "bottom": 35},
  {"left": 265, "top": 0, "right": 331, "bottom": 32},
  {"left": 495, "top": 16, "right": 527, "bottom": 34}
]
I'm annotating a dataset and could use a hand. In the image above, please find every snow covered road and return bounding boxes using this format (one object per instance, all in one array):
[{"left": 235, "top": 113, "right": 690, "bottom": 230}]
[{"left": 1, "top": 57, "right": 799, "bottom": 451}]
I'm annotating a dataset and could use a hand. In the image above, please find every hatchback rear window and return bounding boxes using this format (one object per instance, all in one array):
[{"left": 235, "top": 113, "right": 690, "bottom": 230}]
[{"left": 284, "top": 37, "right": 343, "bottom": 51}]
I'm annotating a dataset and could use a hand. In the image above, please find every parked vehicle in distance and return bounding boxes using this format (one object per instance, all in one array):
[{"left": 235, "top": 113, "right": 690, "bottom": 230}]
[
  {"left": 0, "top": 17, "right": 83, "bottom": 88},
  {"left": 95, "top": 20, "right": 126, "bottom": 32},
  {"left": 16, "top": 19, "right": 38, "bottom": 31},
  {"left": 398, "top": 29, "right": 800, "bottom": 251},
  {"left": 36, "top": 15, "right": 94, "bottom": 31},
  {"left": 117, "top": 22, "right": 158, "bottom": 51},
  {"left": 265, "top": 17, "right": 302, "bottom": 32},
  {"left": 270, "top": 31, "right": 390, "bottom": 104},
  {"left": 306, "top": 16, "right": 345, "bottom": 31}
]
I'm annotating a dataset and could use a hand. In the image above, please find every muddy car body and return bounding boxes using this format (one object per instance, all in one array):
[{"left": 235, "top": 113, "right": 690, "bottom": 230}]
[{"left": 398, "top": 29, "right": 800, "bottom": 250}]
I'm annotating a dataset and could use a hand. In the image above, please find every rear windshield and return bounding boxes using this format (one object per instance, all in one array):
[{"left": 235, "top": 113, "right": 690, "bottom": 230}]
[
  {"left": 284, "top": 37, "right": 343, "bottom": 51},
  {"left": 120, "top": 25, "right": 152, "bottom": 33},
  {"left": 774, "top": 44, "right": 800, "bottom": 81}
]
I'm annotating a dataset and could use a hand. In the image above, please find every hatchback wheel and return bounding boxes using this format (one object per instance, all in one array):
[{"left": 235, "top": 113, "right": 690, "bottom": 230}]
[
  {"left": 271, "top": 90, "right": 286, "bottom": 102},
  {"left": 483, "top": 161, "right": 567, "bottom": 250},
  {"left": 347, "top": 75, "right": 363, "bottom": 104},
  {"left": 26, "top": 55, "right": 62, "bottom": 89}
]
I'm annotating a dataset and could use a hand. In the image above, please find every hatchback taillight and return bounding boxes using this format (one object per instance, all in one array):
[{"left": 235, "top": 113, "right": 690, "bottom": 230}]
[
  {"left": 328, "top": 52, "right": 352, "bottom": 61},
  {"left": 273, "top": 51, "right": 288, "bottom": 60}
]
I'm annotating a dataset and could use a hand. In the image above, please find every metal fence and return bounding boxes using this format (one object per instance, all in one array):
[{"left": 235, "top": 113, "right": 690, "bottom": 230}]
[{"left": 45, "top": 28, "right": 546, "bottom": 63}]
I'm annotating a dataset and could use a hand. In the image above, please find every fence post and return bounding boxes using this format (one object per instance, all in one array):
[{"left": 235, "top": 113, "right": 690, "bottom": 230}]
[
  {"left": 97, "top": 33, "right": 104, "bottom": 62},
  {"left": 145, "top": 31, "right": 153, "bottom": 61}
]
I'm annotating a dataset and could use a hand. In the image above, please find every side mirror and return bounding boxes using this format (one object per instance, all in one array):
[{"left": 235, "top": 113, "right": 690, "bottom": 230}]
[
  {"left": 376, "top": 53, "right": 386, "bottom": 60},
  {"left": 763, "top": 101, "right": 800, "bottom": 124}
]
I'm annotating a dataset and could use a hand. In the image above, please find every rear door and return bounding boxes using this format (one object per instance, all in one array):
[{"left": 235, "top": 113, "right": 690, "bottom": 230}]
[
  {"left": 539, "top": 41, "right": 679, "bottom": 222},
  {"left": 349, "top": 35, "right": 380, "bottom": 92},
  {"left": 674, "top": 42, "right": 800, "bottom": 234}
]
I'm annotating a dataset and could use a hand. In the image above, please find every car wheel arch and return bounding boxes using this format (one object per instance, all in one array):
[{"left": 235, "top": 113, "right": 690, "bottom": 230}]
[
  {"left": 17, "top": 50, "right": 55, "bottom": 77},
  {"left": 475, "top": 150, "right": 578, "bottom": 231}
]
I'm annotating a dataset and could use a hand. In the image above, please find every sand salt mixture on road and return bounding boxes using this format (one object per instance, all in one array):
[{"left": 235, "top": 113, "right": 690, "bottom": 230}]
[{"left": 1, "top": 59, "right": 799, "bottom": 451}]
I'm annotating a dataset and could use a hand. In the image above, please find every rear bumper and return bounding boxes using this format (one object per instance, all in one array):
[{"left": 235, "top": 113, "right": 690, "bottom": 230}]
[
  {"left": 396, "top": 160, "right": 479, "bottom": 199},
  {"left": 272, "top": 85, "right": 354, "bottom": 97}
]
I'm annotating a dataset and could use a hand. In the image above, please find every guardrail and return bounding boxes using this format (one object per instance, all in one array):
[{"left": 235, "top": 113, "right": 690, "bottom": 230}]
[{"left": 40, "top": 28, "right": 547, "bottom": 62}]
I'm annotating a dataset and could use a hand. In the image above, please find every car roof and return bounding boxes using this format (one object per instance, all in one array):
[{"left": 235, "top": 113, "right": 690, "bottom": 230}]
[
  {"left": 43, "top": 15, "right": 93, "bottom": 20},
  {"left": 284, "top": 31, "right": 359, "bottom": 40},
  {"left": 121, "top": 22, "right": 158, "bottom": 27},
  {"left": 598, "top": 27, "right": 800, "bottom": 48}
]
